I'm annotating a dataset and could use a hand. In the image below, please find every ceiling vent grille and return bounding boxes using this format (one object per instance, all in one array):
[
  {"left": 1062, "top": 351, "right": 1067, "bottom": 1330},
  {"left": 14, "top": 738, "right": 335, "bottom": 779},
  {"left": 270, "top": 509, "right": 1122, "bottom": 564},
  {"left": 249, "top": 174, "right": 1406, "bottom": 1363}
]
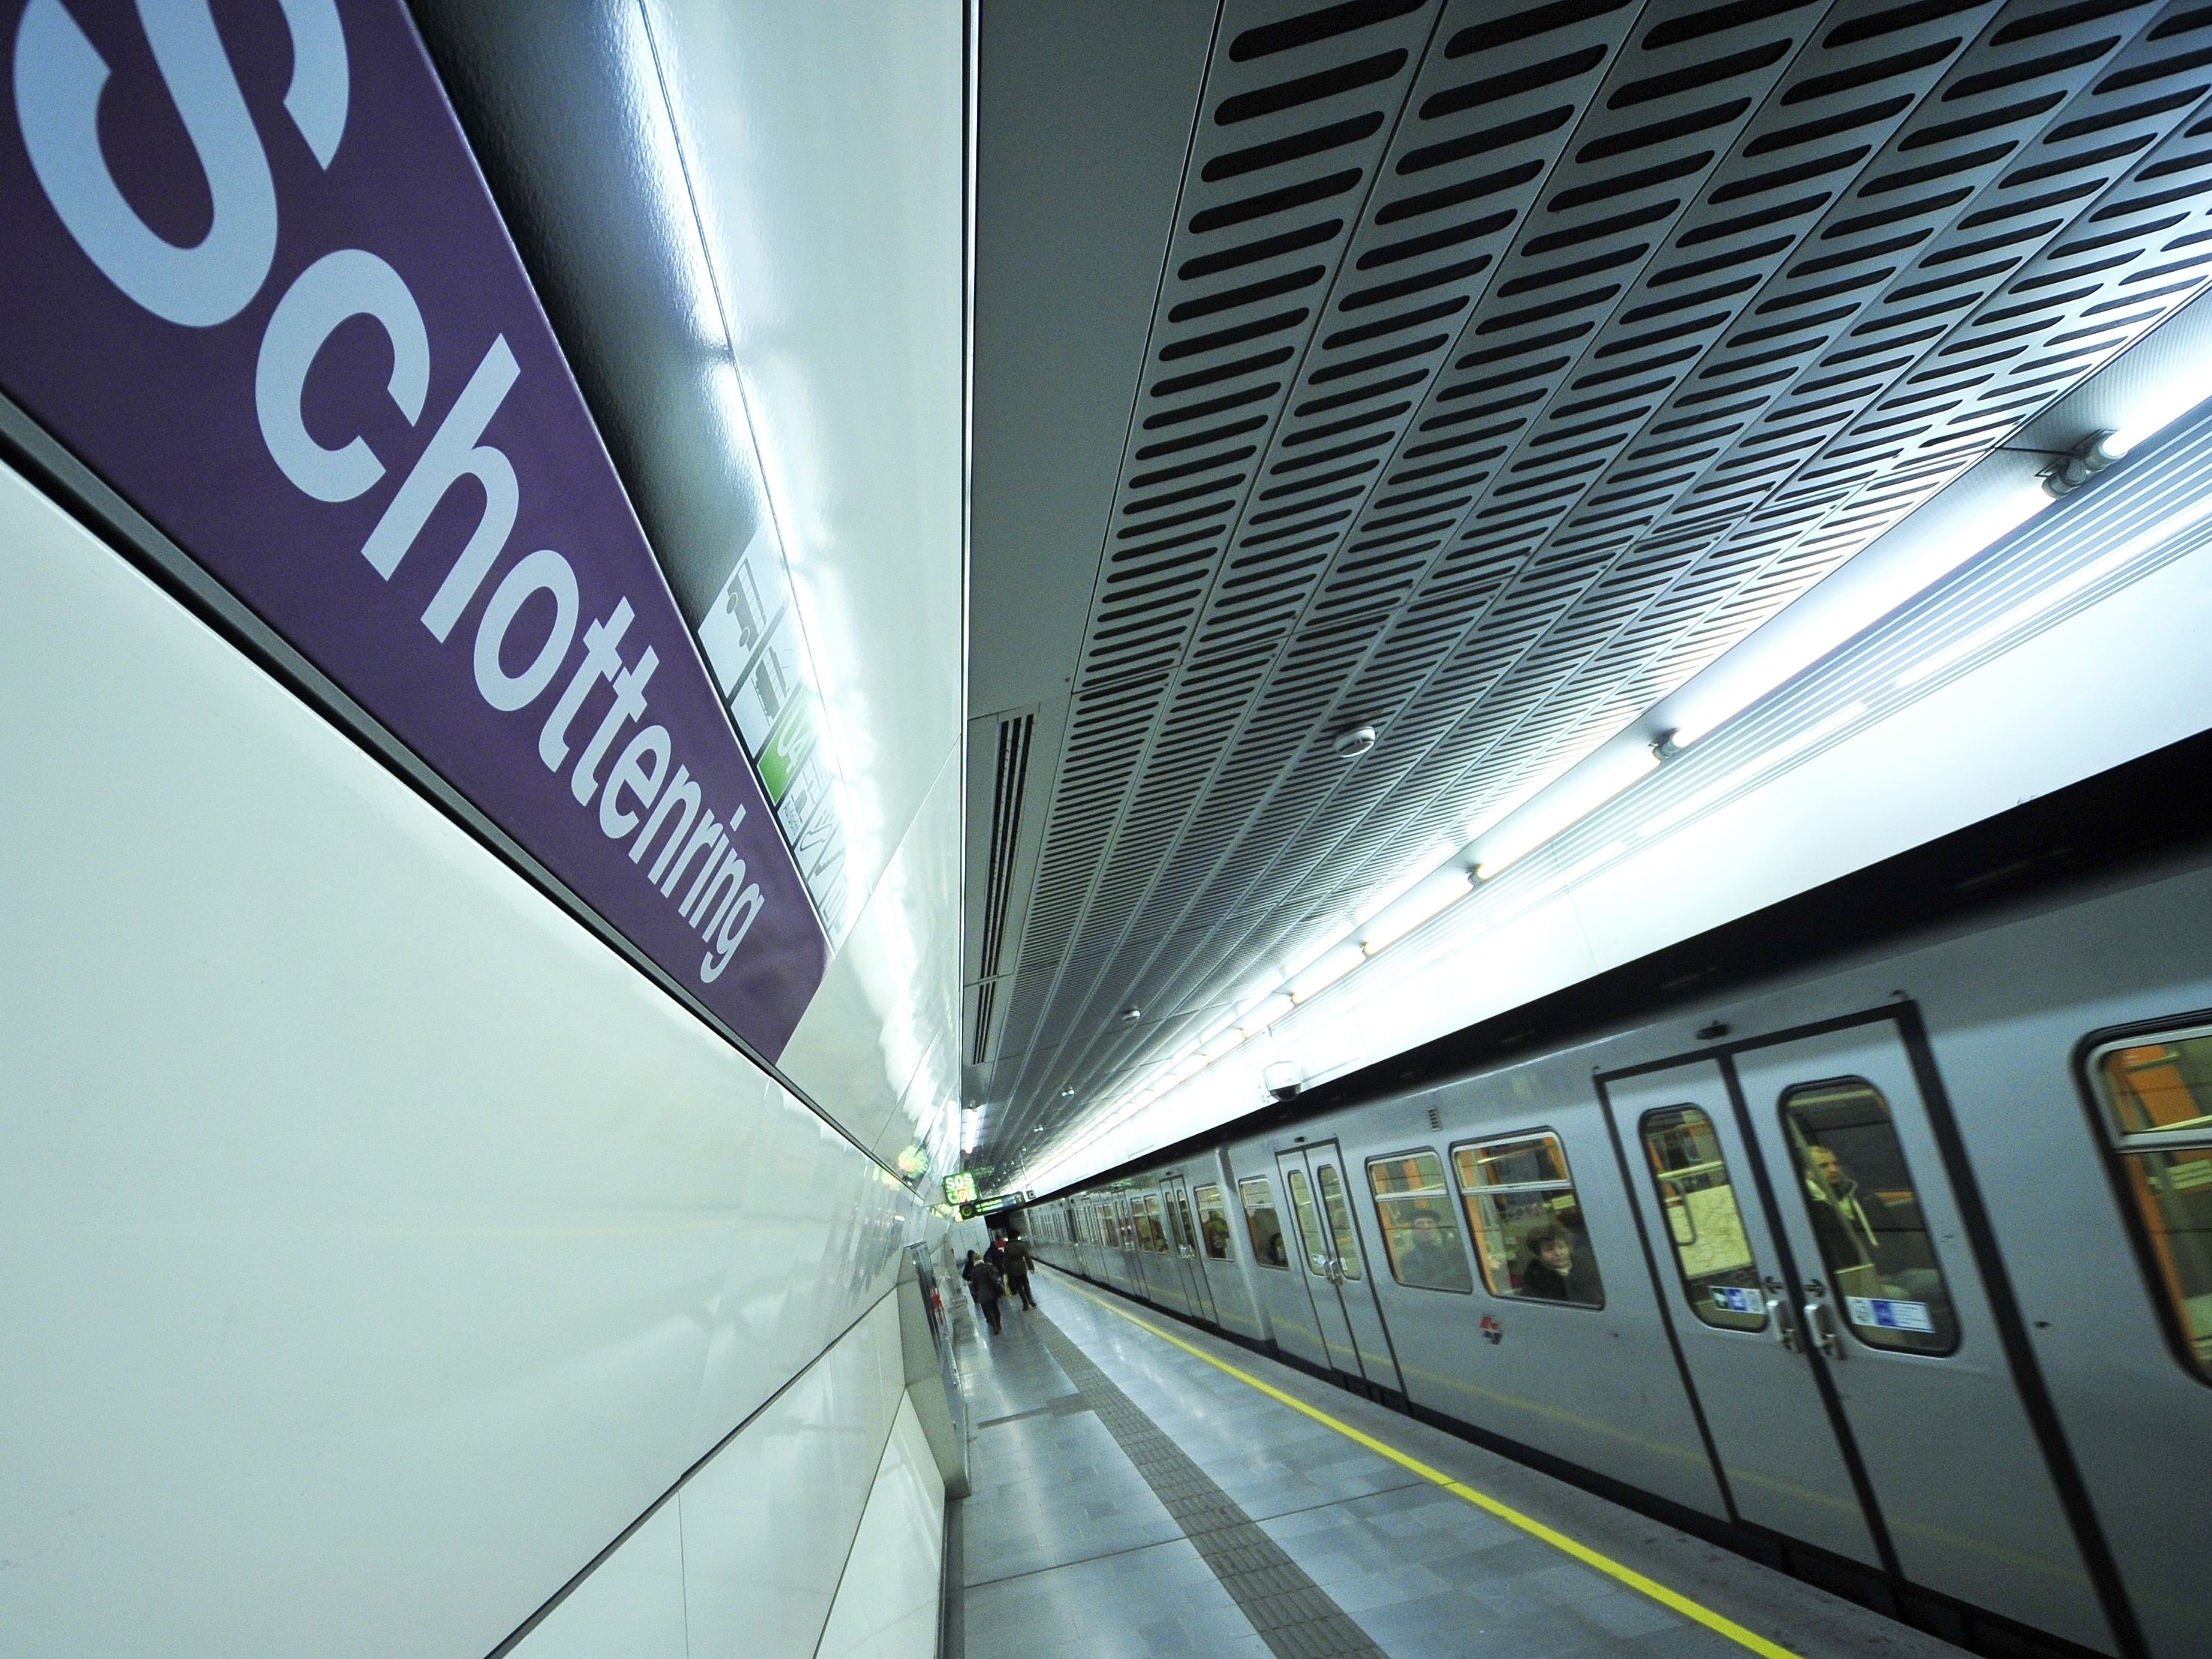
[
  {"left": 980, "top": 0, "right": 2212, "bottom": 1166},
  {"left": 972, "top": 712, "right": 1036, "bottom": 1065}
]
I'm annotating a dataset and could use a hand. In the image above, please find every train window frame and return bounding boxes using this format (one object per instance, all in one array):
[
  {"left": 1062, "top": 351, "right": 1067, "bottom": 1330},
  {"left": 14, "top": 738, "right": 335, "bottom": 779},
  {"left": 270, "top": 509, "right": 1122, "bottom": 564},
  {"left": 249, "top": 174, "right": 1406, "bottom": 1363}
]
[
  {"left": 1139, "top": 1193, "right": 1169, "bottom": 1253},
  {"left": 1238, "top": 1175, "right": 1291, "bottom": 1270},
  {"left": 1365, "top": 1148, "right": 1475, "bottom": 1294},
  {"left": 2079, "top": 1016, "right": 2212, "bottom": 1388},
  {"left": 1314, "top": 1164, "right": 1365, "bottom": 1280},
  {"left": 1635, "top": 1106, "right": 1767, "bottom": 1333},
  {"left": 1284, "top": 1166, "right": 1330, "bottom": 1277},
  {"left": 1194, "top": 1184, "right": 1233, "bottom": 1260},
  {"left": 1448, "top": 1130, "right": 1606, "bottom": 1309},
  {"left": 1778, "top": 1077, "right": 1961, "bottom": 1358}
]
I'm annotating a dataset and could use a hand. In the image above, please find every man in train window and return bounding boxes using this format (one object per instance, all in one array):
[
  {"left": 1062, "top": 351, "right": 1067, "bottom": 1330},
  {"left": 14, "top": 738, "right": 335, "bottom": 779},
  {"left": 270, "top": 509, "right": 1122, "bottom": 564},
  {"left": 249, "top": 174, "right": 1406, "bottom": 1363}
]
[
  {"left": 1802, "top": 1142, "right": 1881, "bottom": 1282},
  {"left": 1395, "top": 1209, "right": 1463, "bottom": 1288},
  {"left": 1800, "top": 1142, "right": 1943, "bottom": 1304}
]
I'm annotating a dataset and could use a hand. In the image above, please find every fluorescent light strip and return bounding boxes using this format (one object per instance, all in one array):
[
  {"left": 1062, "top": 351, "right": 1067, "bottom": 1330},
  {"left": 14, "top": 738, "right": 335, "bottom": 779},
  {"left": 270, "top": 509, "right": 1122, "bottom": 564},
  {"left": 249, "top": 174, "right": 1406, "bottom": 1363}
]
[
  {"left": 1475, "top": 745, "right": 1657, "bottom": 878},
  {"left": 1638, "top": 704, "right": 1868, "bottom": 839},
  {"left": 1661, "top": 481, "right": 2052, "bottom": 752},
  {"left": 1896, "top": 487, "right": 2212, "bottom": 689},
  {"left": 1359, "top": 870, "right": 1472, "bottom": 956}
]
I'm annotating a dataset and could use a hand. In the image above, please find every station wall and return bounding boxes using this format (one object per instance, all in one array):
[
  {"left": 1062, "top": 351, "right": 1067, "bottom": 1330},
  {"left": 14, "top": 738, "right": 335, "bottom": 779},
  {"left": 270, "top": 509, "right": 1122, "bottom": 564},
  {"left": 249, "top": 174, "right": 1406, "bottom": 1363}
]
[{"left": 0, "top": 455, "right": 942, "bottom": 1653}]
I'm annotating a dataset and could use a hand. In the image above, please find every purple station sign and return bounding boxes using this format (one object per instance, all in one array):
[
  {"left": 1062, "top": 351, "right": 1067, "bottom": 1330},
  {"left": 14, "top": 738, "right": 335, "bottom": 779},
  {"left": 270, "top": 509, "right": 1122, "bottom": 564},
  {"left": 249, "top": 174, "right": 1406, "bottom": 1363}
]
[{"left": 0, "top": 0, "right": 829, "bottom": 1055}]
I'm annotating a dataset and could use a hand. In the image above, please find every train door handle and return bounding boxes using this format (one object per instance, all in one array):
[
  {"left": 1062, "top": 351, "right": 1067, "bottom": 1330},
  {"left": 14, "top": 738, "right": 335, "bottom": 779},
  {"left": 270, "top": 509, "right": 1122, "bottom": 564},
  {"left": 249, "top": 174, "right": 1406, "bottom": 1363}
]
[
  {"left": 1764, "top": 1279, "right": 1804, "bottom": 1354},
  {"left": 1802, "top": 1297, "right": 1845, "bottom": 1360}
]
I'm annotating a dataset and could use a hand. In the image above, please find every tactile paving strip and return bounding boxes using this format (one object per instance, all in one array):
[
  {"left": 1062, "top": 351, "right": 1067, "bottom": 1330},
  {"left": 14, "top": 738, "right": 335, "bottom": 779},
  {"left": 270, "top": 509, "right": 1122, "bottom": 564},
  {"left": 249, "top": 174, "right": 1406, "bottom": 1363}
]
[{"left": 1036, "top": 1314, "right": 1387, "bottom": 1659}]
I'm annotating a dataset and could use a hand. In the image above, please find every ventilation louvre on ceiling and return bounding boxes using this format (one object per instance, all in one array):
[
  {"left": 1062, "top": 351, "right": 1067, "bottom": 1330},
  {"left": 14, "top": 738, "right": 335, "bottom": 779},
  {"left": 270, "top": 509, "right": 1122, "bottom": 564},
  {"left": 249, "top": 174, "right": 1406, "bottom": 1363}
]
[
  {"left": 972, "top": 712, "right": 1036, "bottom": 1065},
  {"left": 980, "top": 0, "right": 2212, "bottom": 1168}
]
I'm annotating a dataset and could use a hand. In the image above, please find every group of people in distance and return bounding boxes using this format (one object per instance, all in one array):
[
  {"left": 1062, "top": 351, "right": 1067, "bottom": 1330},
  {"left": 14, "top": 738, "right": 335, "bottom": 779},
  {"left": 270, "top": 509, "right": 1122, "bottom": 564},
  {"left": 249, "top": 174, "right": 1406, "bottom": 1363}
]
[{"left": 960, "top": 1229, "right": 1036, "bottom": 1335}]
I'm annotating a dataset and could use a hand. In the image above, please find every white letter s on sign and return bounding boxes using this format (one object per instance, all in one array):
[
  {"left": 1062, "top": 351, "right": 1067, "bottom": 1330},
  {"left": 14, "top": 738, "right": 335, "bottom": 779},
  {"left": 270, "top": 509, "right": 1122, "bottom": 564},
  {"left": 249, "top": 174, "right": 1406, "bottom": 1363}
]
[{"left": 12, "top": 0, "right": 349, "bottom": 327}]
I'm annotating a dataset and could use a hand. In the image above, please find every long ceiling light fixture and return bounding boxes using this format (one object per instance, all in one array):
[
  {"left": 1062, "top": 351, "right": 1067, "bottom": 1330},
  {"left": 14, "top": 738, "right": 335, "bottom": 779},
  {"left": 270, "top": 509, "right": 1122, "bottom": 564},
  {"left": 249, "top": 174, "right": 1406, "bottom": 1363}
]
[
  {"left": 1895, "top": 482, "right": 2212, "bottom": 690},
  {"left": 1472, "top": 742, "right": 1659, "bottom": 880}
]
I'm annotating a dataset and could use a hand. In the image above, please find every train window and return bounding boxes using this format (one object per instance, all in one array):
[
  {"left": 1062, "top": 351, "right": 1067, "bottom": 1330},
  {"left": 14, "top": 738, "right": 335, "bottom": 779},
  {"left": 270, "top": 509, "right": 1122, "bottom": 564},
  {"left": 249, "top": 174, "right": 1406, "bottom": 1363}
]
[
  {"left": 1194, "top": 1184, "right": 1232, "bottom": 1258},
  {"left": 1450, "top": 1133, "right": 1604, "bottom": 1307},
  {"left": 1174, "top": 1188, "right": 1201, "bottom": 1256},
  {"left": 1639, "top": 1107, "right": 1765, "bottom": 1332},
  {"left": 2086, "top": 1027, "right": 2212, "bottom": 1382},
  {"left": 1315, "top": 1165, "right": 1365, "bottom": 1280},
  {"left": 1139, "top": 1193, "right": 1169, "bottom": 1252},
  {"left": 1239, "top": 1176, "right": 1290, "bottom": 1269},
  {"left": 1366, "top": 1151, "right": 1475, "bottom": 1292},
  {"left": 1780, "top": 1080, "right": 1959, "bottom": 1356},
  {"left": 1285, "top": 1168, "right": 1332, "bottom": 1276}
]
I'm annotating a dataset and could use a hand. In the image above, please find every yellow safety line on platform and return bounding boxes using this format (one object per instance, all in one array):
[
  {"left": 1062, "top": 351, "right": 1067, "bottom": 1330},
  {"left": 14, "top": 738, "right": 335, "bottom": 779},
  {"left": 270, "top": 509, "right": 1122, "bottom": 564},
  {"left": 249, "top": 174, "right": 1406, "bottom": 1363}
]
[{"left": 1051, "top": 1273, "right": 1799, "bottom": 1659}]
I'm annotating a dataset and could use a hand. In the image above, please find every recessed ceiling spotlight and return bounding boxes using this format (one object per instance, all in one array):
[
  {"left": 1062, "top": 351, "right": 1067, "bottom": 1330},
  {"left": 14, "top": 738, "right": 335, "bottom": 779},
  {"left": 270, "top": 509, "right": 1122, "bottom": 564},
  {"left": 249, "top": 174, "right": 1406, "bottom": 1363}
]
[
  {"left": 1332, "top": 723, "right": 1378, "bottom": 758},
  {"left": 1060, "top": 1086, "right": 1076, "bottom": 1098},
  {"left": 1119, "top": 1006, "right": 1142, "bottom": 1023}
]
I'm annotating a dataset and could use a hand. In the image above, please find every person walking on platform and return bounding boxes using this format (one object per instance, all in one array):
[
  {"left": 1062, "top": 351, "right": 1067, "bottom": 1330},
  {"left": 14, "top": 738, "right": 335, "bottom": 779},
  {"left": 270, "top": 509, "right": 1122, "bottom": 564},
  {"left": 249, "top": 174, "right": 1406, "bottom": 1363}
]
[
  {"left": 1003, "top": 1232, "right": 1038, "bottom": 1309},
  {"left": 972, "top": 1252, "right": 1006, "bottom": 1336}
]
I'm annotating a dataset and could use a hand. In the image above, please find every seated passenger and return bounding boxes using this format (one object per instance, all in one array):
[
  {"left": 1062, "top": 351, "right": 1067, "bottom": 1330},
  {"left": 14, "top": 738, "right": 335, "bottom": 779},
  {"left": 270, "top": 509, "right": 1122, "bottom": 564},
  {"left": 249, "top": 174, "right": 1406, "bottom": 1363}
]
[
  {"left": 1802, "top": 1143, "right": 1879, "bottom": 1274},
  {"left": 1395, "top": 1211, "right": 1463, "bottom": 1287},
  {"left": 1517, "top": 1224, "right": 1577, "bottom": 1301}
]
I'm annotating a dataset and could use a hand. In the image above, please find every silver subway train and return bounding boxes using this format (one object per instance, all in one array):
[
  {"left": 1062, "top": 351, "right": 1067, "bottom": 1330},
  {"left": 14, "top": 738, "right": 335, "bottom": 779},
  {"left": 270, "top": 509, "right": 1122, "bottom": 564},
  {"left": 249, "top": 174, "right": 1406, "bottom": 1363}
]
[{"left": 1023, "top": 840, "right": 2212, "bottom": 1659}]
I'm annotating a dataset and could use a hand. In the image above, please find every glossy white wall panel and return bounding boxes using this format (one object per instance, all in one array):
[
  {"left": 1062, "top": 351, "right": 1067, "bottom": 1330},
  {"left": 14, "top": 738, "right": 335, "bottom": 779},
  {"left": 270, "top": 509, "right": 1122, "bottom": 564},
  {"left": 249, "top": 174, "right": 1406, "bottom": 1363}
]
[
  {"left": 0, "top": 461, "right": 911, "bottom": 1655},
  {"left": 645, "top": 0, "right": 966, "bottom": 910},
  {"left": 783, "top": 746, "right": 966, "bottom": 1166},
  {"left": 505, "top": 1502, "right": 689, "bottom": 1659},
  {"left": 686, "top": 1118, "right": 904, "bottom": 1454},
  {"left": 817, "top": 1396, "right": 946, "bottom": 1659},
  {"left": 680, "top": 1294, "right": 907, "bottom": 1658}
]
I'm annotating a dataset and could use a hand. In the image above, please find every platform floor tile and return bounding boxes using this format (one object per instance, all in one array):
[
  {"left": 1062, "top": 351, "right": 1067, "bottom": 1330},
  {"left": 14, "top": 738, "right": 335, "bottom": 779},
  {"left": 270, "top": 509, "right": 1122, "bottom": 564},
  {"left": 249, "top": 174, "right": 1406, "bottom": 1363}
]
[{"left": 950, "top": 1269, "right": 1964, "bottom": 1659}]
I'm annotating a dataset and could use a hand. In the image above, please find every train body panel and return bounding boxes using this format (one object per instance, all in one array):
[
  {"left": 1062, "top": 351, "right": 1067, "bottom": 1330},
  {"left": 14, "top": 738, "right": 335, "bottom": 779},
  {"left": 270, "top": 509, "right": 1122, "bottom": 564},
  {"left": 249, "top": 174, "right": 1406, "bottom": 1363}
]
[{"left": 1030, "top": 841, "right": 2212, "bottom": 1659}]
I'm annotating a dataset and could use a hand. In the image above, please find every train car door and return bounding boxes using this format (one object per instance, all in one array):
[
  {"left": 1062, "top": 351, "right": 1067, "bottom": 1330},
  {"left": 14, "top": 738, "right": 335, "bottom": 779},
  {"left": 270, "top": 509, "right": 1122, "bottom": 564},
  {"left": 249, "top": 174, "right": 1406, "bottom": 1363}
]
[
  {"left": 1276, "top": 1144, "right": 1405, "bottom": 1395},
  {"left": 1163, "top": 1174, "right": 1220, "bottom": 1324},
  {"left": 1113, "top": 1194, "right": 1140, "bottom": 1293},
  {"left": 1603, "top": 1061, "right": 1882, "bottom": 1568},
  {"left": 1731, "top": 1020, "right": 2115, "bottom": 1655}
]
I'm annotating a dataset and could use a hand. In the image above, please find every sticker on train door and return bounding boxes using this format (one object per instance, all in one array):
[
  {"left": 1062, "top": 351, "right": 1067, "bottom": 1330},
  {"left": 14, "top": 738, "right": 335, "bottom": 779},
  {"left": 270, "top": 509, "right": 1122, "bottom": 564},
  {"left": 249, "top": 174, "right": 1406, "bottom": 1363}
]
[
  {"left": 1847, "top": 1295, "right": 1935, "bottom": 1333},
  {"left": 1480, "top": 1315, "right": 1503, "bottom": 1345}
]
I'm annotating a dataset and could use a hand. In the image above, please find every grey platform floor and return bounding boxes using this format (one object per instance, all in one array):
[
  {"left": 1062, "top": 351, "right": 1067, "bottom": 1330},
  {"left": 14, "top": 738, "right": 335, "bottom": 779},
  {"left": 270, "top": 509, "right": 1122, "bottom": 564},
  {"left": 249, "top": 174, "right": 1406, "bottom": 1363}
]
[{"left": 951, "top": 1265, "right": 1963, "bottom": 1659}]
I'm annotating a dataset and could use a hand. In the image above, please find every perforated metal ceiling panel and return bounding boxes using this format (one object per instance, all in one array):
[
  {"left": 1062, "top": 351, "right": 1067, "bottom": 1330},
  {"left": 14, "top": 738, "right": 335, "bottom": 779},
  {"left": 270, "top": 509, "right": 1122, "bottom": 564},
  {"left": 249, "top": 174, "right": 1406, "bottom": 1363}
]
[{"left": 968, "top": 0, "right": 2212, "bottom": 1180}]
